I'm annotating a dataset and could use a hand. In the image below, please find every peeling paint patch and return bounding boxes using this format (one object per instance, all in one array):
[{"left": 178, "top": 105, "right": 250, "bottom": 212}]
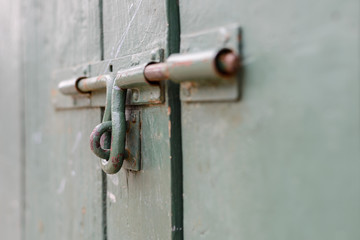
[
  {"left": 109, "top": 174, "right": 119, "bottom": 186},
  {"left": 172, "top": 225, "right": 183, "bottom": 231},
  {"left": 57, "top": 178, "right": 66, "bottom": 194},
  {"left": 107, "top": 191, "right": 116, "bottom": 203}
]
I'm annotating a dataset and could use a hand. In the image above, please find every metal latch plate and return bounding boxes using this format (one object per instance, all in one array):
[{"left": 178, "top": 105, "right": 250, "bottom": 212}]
[
  {"left": 123, "top": 109, "right": 141, "bottom": 171},
  {"left": 180, "top": 25, "right": 242, "bottom": 102},
  {"left": 52, "top": 49, "right": 164, "bottom": 109}
]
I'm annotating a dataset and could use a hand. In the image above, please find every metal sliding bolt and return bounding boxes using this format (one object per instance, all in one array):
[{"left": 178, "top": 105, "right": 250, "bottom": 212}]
[
  {"left": 58, "top": 48, "right": 240, "bottom": 96},
  {"left": 144, "top": 48, "right": 240, "bottom": 83}
]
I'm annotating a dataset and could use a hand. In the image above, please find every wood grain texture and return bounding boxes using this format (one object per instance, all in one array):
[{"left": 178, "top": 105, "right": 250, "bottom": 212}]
[
  {"left": 106, "top": 106, "right": 172, "bottom": 240},
  {"left": 102, "top": 1, "right": 183, "bottom": 239},
  {"left": 179, "top": 0, "right": 360, "bottom": 239},
  {"left": 22, "top": 0, "right": 104, "bottom": 239},
  {"left": 102, "top": 0, "right": 168, "bottom": 60},
  {"left": 0, "top": 0, "right": 22, "bottom": 239}
]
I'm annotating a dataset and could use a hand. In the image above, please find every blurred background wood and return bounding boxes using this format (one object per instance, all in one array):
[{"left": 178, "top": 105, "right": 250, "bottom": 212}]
[{"left": 0, "top": 0, "right": 22, "bottom": 239}]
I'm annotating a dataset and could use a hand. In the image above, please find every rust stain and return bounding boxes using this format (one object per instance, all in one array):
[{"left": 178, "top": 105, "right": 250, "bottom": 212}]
[
  {"left": 168, "top": 120, "right": 171, "bottom": 138},
  {"left": 38, "top": 220, "right": 44, "bottom": 233},
  {"left": 147, "top": 99, "right": 162, "bottom": 104},
  {"left": 167, "top": 106, "right": 171, "bottom": 116},
  {"left": 111, "top": 153, "right": 123, "bottom": 169},
  {"left": 171, "top": 60, "right": 193, "bottom": 67},
  {"left": 124, "top": 148, "right": 131, "bottom": 160},
  {"left": 50, "top": 89, "right": 57, "bottom": 97},
  {"left": 81, "top": 207, "right": 86, "bottom": 215}
]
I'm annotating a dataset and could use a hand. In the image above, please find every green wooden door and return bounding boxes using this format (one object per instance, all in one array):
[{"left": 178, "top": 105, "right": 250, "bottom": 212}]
[
  {"left": 23, "top": 0, "right": 104, "bottom": 238},
  {"left": 23, "top": 0, "right": 182, "bottom": 239},
  {"left": 178, "top": 0, "right": 360, "bottom": 239},
  {"left": 101, "top": 0, "right": 182, "bottom": 239},
  {"left": 19, "top": 0, "right": 359, "bottom": 240}
]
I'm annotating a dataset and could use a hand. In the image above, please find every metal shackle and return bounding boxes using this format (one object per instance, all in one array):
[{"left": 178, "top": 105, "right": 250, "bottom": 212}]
[{"left": 89, "top": 78, "right": 127, "bottom": 174}]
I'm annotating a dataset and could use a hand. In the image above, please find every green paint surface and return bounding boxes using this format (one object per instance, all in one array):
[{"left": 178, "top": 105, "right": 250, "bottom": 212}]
[
  {"left": 19, "top": 0, "right": 359, "bottom": 239},
  {"left": 0, "top": 0, "right": 22, "bottom": 239},
  {"left": 23, "top": 0, "right": 103, "bottom": 239},
  {"left": 179, "top": 0, "right": 360, "bottom": 239},
  {"left": 102, "top": 0, "right": 182, "bottom": 239}
]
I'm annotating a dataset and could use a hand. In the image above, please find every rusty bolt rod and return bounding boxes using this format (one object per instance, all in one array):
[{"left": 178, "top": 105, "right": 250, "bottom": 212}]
[
  {"left": 144, "top": 50, "right": 239, "bottom": 83},
  {"left": 58, "top": 49, "right": 240, "bottom": 95},
  {"left": 143, "top": 63, "right": 169, "bottom": 82}
]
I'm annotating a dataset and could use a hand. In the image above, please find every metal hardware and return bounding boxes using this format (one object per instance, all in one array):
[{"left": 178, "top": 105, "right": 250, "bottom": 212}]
[
  {"left": 88, "top": 72, "right": 143, "bottom": 174},
  {"left": 89, "top": 92, "right": 141, "bottom": 173},
  {"left": 144, "top": 49, "right": 239, "bottom": 83},
  {"left": 58, "top": 45, "right": 240, "bottom": 174},
  {"left": 54, "top": 49, "right": 165, "bottom": 109},
  {"left": 123, "top": 109, "right": 141, "bottom": 171},
  {"left": 90, "top": 84, "right": 127, "bottom": 174},
  {"left": 114, "top": 64, "right": 163, "bottom": 105},
  {"left": 177, "top": 25, "right": 243, "bottom": 102},
  {"left": 58, "top": 75, "right": 111, "bottom": 96},
  {"left": 143, "top": 47, "right": 241, "bottom": 102},
  {"left": 57, "top": 46, "right": 240, "bottom": 105}
]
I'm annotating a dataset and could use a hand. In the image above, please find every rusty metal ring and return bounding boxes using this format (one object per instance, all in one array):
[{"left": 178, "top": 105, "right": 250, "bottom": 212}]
[
  {"left": 90, "top": 121, "right": 112, "bottom": 160},
  {"left": 99, "top": 85, "right": 127, "bottom": 174}
]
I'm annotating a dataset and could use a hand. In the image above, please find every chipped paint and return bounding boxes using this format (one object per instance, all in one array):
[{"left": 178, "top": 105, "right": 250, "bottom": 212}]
[
  {"left": 168, "top": 120, "right": 171, "bottom": 138},
  {"left": 107, "top": 191, "right": 116, "bottom": 203},
  {"left": 109, "top": 174, "right": 119, "bottom": 186},
  {"left": 167, "top": 106, "right": 171, "bottom": 116}
]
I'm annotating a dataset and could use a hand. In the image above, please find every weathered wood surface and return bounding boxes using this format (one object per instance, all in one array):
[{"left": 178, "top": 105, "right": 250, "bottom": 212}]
[
  {"left": 22, "top": 0, "right": 104, "bottom": 239},
  {"left": 22, "top": 0, "right": 183, "bottom": 239},
  {"left": 179, "top": 0, "right": 360, "bottom": 239},
  {"left": 0, "top": 0, "right": 22, "bottom": 239},
  {"left": 102, "top": 0, "right": 182, "bottom": 239}
]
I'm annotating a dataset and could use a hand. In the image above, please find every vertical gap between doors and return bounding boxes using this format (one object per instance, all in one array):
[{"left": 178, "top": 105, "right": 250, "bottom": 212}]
[
  {"left": 99, "top": 0, "right": 105, "bottom": 61},
  {"left": 166, "top": 0, "right": 183, "bottom": 239},
  {"left": 100, "top": 107, "right": 107, "bottom": 240}
]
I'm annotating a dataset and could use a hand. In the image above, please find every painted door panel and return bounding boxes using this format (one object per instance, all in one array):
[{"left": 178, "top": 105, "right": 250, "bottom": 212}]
[
  {"left": 23, "top": 0, "right": 181, "bottom": 239},
  {"left": 19, "top": 0, "right": 359, "bottom": 239},
  {"left": 23, "top": 0, "right": 104, "bottom": 239},
  {"left": 179, "top": 0, "right": 360, "bottom": 239},
  {"left": 0, "top": 0, "right": 22, "bottom": 239},
  {"left": 102, "top": 1, "right": 182, "bottom": 239}
]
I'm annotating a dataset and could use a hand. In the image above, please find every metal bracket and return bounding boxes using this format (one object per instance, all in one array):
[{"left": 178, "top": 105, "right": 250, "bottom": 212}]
[
  {"left": 179, "top": 25, "right": 242, "bottom": 102},
  {"left": 123, "top": 109, "right": 141, "bottom": 171},
  {"left": 53, "top": 48, "right": 165, "bottom": 109}
]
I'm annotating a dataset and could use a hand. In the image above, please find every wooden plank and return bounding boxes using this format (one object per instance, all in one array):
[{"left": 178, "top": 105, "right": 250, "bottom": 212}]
[
  {"left": 102, "top": 0, "right": 168, "bottom": 60},
  {"left": 102, "top": 0, "right": 183, "bottom": 239},
  {"left": 106, "top": 106, "right": 172, "bottom": 239},
  {"left": 22, "top": 0, "right": 104, "bottom": 239},
  {"left": 179, "top": 0, "right": 360, "bottom": 239},
  {"left": 0, "top": 0, "right": 22, "bottom": 239}
]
